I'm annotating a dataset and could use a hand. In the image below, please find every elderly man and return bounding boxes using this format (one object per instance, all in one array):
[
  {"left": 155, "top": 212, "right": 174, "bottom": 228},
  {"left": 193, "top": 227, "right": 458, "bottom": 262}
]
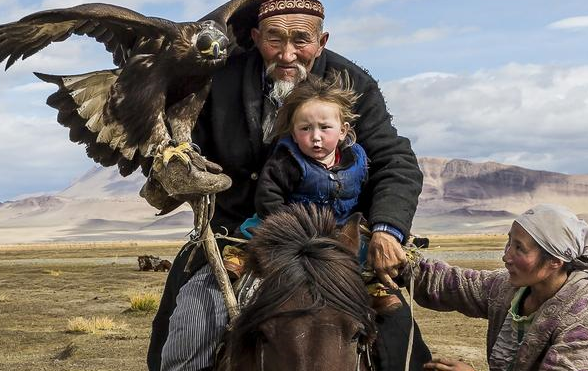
[{"left": 148, "top": 1, "right": 429, "bottom": 370}]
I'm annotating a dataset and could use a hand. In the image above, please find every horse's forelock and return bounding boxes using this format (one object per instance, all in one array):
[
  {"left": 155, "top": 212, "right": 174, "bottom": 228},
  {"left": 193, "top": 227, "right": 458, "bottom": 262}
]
[
  {"left": 229, "top": 204, "right": 376, "bottom": 363},
  {"left": 248, "top": 204, "right": 341, "bottom": 275}
]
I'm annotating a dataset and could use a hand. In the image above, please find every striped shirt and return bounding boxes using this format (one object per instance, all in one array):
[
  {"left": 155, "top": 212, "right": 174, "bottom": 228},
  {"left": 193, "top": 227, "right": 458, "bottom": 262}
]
[{"left": 160, "top": 264, "right": 228, "bottom": 370}]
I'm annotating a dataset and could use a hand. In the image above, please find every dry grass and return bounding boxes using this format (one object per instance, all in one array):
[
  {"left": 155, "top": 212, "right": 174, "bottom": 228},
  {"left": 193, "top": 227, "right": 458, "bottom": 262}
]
[
  {"left": 0, "top": 240, "right": 183, "bottom": 261},
  {"left": 0, "top": 237, "right": 501, "bottom": 370},
  {"left": 128, "top": 292, "right": 160, "bottom": 313},
  {"left": 426, "top": 234, "right": 507, "bottom": 250},
  {"left": 44, "top": 269, "right": 63, "bottom": 277},
  {"left": 0, "top": 240, "right": 181, "bottom": 252},
  {"left": 0, "top": 243, "right": 171, "bottom": 371},
  {"left": 66, "top": 316, "right": 127, "bottom": 334}
]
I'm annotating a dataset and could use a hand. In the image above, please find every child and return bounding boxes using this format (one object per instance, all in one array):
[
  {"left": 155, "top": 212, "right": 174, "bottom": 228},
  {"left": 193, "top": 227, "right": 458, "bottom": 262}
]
[
  {"left": 255, "top": 70, "right": 367, "bottom": 224},
  {"left": 224, "top": 71, "right": 400, "bottom": 313}
]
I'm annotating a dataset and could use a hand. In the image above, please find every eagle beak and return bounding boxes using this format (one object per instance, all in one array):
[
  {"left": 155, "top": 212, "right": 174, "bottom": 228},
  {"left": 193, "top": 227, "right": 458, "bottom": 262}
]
[
  {"left": 196, "top": 27, "right": 227, "bottom": 60},
  {"left": 212, "top": 42, "right": 220, "bottom": 59}
]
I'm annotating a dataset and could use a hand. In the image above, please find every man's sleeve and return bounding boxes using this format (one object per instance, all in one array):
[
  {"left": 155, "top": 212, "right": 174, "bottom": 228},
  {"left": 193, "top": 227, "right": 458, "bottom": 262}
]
[{"left": 354, "top": 80, "right": 423, "bottom": 240}]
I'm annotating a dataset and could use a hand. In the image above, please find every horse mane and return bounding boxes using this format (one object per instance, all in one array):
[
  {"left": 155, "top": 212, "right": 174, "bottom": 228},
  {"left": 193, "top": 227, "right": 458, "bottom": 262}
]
[{"left": 228, "top": 204, "right": 376, "bottom": 360}]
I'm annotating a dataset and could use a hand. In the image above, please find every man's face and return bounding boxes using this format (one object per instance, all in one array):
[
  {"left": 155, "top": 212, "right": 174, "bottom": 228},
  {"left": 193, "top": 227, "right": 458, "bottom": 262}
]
[{"left": 251, "top": 14, "right": 329, "bottom": 83}]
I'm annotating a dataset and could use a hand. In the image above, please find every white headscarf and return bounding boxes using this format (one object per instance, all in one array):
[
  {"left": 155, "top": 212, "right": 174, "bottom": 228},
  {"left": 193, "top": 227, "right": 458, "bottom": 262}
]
[{"left": 515, "top": 204, "right": 588, "bottom": 266}]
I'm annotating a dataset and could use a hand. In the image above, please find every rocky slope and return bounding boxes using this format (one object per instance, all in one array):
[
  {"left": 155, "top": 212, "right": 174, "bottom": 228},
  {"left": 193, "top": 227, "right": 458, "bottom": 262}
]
[{"left": 414, "top": 157, "right": 588, "bottom": 233}]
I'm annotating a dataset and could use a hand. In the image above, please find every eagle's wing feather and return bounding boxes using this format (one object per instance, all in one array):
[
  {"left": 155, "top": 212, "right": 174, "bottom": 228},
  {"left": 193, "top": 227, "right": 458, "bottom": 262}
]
[
  {"left": 35, "top": 70, "right": 139, "bottom": 170},
  {"left": 0, "top": 3, "right": 181, "bottom": 69}
]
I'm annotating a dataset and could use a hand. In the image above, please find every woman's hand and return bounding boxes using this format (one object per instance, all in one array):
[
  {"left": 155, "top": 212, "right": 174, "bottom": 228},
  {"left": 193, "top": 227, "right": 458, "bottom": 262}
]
[{"left": 423, "top": 358, "right": 476, "bottom": 371}]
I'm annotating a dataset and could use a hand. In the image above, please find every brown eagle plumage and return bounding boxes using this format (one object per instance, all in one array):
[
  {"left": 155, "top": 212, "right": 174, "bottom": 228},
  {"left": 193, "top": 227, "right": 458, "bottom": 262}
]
[{"left": 0, "top": 1, "right": 261, "bottom": 181}]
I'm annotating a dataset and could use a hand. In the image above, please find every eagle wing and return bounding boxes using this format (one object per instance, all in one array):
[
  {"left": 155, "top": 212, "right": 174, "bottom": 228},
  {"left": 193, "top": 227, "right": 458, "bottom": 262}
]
[
  {"left": 0, "top": 3, "right": 181, "bottom": 69},
  {"left": 0, "top": 0, "right": 258, "bottom": 197},
  {"left": 0, "top": 3, "right": 231, "bottom": 178}
]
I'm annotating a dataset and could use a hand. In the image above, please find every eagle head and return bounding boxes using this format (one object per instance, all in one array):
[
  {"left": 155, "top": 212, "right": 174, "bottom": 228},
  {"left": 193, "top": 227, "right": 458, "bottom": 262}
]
[{"left": 192, "top": 20, "right": 229, "bottom": 63}]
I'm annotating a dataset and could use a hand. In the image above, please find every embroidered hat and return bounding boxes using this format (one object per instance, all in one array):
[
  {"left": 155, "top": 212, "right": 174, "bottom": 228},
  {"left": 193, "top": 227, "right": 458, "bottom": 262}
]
[{"left": 258, "top": 0, "right": 325, "bottom": 21}]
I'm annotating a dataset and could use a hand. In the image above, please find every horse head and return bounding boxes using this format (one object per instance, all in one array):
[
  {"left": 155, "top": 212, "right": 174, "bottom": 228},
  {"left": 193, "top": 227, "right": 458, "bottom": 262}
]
[{"left": 225, "top": 204, "right": 376, "bottom": 370}]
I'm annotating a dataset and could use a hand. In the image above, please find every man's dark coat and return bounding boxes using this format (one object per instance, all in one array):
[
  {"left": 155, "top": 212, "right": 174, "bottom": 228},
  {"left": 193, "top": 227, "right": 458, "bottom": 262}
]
[
  {"left": 148, "top": 48, "right": 429, "bottom": 371},
  {"left": 195, "top": 48, "right": 422, "bottom": 238}
]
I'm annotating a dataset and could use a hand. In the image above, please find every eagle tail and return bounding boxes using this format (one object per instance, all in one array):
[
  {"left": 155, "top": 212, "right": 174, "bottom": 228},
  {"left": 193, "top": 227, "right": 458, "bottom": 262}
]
[{"left": 35, "top": 69, "right": 141, "bottom": 176}]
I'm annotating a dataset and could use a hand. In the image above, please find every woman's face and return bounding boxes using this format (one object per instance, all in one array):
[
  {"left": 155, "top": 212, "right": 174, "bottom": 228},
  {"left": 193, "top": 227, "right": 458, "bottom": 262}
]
[{"left": 502, "top": 221, "right": 557, "bottom": 287}]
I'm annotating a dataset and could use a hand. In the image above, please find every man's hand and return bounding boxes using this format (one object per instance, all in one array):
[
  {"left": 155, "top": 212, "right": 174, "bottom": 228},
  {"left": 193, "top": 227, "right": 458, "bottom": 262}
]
[
  {"left": 423, "top": 358, "right": 476, "bottom": 371},
  {"left": 368, "top": 231, "right": 407, "bottom": 290}
]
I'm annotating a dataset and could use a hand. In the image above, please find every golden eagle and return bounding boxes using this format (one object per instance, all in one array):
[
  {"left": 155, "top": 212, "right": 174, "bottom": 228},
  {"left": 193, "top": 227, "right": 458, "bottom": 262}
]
[{"left": 0, "top": 1, "right": 262, "bottom": 212}]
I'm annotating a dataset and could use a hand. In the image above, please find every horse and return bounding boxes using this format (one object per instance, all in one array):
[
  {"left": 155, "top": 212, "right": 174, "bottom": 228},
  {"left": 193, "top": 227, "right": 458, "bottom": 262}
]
[{"left": 219, "top": 204, "right": 377, "bottom": 371}]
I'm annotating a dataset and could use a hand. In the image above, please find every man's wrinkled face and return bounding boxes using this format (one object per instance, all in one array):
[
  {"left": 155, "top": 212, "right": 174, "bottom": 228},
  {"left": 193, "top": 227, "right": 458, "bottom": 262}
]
[{"left": 251, "top": 14, "right": 329, "bottom": 83}]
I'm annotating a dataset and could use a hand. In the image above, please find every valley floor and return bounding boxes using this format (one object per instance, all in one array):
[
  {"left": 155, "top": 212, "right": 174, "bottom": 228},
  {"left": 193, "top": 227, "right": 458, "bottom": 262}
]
[{"left": 0, "top": 237, "right": 505, "bottom": 370}]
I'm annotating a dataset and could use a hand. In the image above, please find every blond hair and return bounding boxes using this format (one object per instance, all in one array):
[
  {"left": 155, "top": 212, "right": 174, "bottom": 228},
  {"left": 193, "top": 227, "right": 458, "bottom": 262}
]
[{"left": 270, "top": 70, "right": 361, "bottom": 145}]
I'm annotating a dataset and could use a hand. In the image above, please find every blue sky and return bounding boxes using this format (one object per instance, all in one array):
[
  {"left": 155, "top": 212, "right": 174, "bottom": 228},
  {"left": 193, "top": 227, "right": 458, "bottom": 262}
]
[{"left": 1, "top": 0, "right": 587, "bottom": 201}]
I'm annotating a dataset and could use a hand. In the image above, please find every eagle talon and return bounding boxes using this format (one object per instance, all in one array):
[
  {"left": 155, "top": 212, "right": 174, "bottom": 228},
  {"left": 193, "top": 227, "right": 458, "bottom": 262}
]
[
  {"left": 153, "top": 142, "right": 193, "bottom": 172},
  {"left": 150, "top": 141, "right": 232, "bottom": 197}
]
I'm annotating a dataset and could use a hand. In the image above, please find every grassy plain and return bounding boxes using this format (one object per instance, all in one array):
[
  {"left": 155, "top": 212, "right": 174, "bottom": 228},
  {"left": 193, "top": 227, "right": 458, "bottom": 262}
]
[{"left": 0, "top": 236, "right": 506, "bottom": 370}]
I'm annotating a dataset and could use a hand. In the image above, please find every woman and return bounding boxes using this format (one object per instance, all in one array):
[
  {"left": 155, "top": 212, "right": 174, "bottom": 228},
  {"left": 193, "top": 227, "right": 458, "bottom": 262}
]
[{"left": 405, "top": 204, "right": 588, "bottom": 371}]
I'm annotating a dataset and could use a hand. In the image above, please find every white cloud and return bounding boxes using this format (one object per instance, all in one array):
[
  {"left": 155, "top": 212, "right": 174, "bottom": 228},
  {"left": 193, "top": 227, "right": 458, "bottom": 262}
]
[
  {"left": 383, "top": 63, "right": 588, "bottom": 174},
  {"left": 11, "top": 82, "right": 54, "bottom": 92},
  {"left": 0, "top": 110, "right": 95, "bottom": 200},
  {"left": 0, "top": 0, "right": 39, "bottom": 23},
  {"left": 548, "top": 16, "right": 588, "bottom": 30},
  {"left": 326, "top": 15, "right": 474, "bottom": 53},
  {"left": 182, "top": 0, "right": 227, "bottom": 20}
]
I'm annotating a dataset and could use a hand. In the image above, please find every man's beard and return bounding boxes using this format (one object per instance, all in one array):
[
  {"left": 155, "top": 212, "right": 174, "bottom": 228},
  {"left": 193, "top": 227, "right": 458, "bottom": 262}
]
[{"left": 266, "top": 62, "right": 307, "bottom": 104}]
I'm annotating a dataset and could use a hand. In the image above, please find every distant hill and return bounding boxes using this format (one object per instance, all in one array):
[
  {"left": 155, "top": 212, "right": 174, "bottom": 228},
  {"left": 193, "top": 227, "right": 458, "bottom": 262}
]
[
  {"left": 0, "top": 166, "right": 192, "bottom": 243},
  {"left": 414, "top": 157, "right": 588, "bottom": 234},
  {"left": 1, "top": 159, "right": 587, "bottom": 243}
]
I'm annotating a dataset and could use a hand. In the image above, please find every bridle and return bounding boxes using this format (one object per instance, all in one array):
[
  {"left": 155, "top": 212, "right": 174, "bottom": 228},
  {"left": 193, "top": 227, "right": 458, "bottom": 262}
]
[
  {"left": 255, "top": 336, "right": 376, "bottom": 371},
  {"left": 356, "top": 341, "right": 375, "bottom": 371}
]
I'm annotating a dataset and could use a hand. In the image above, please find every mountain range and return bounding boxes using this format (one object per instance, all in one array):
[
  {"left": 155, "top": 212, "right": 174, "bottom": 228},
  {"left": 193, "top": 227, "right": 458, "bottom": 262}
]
[{"left": 1, "top": 157, "right": 587, "bottom": 243}]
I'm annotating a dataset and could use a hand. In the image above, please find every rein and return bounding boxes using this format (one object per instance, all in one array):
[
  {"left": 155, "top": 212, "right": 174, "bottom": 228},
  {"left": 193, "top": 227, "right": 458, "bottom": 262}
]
[{"left": 403, "top": 246, "right": 420, "bottom": 371}]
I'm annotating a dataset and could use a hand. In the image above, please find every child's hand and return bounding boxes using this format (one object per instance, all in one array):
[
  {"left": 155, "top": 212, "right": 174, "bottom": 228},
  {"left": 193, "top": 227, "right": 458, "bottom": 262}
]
[{"left": 368, "top": 232, "right": 407, "bottom": 290}]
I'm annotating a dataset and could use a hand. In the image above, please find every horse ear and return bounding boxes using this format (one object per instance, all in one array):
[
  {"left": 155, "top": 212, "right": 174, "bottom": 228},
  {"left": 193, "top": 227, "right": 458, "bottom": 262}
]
[{"left": 337, "top": 212, "right": 364, "bottom": 255}]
